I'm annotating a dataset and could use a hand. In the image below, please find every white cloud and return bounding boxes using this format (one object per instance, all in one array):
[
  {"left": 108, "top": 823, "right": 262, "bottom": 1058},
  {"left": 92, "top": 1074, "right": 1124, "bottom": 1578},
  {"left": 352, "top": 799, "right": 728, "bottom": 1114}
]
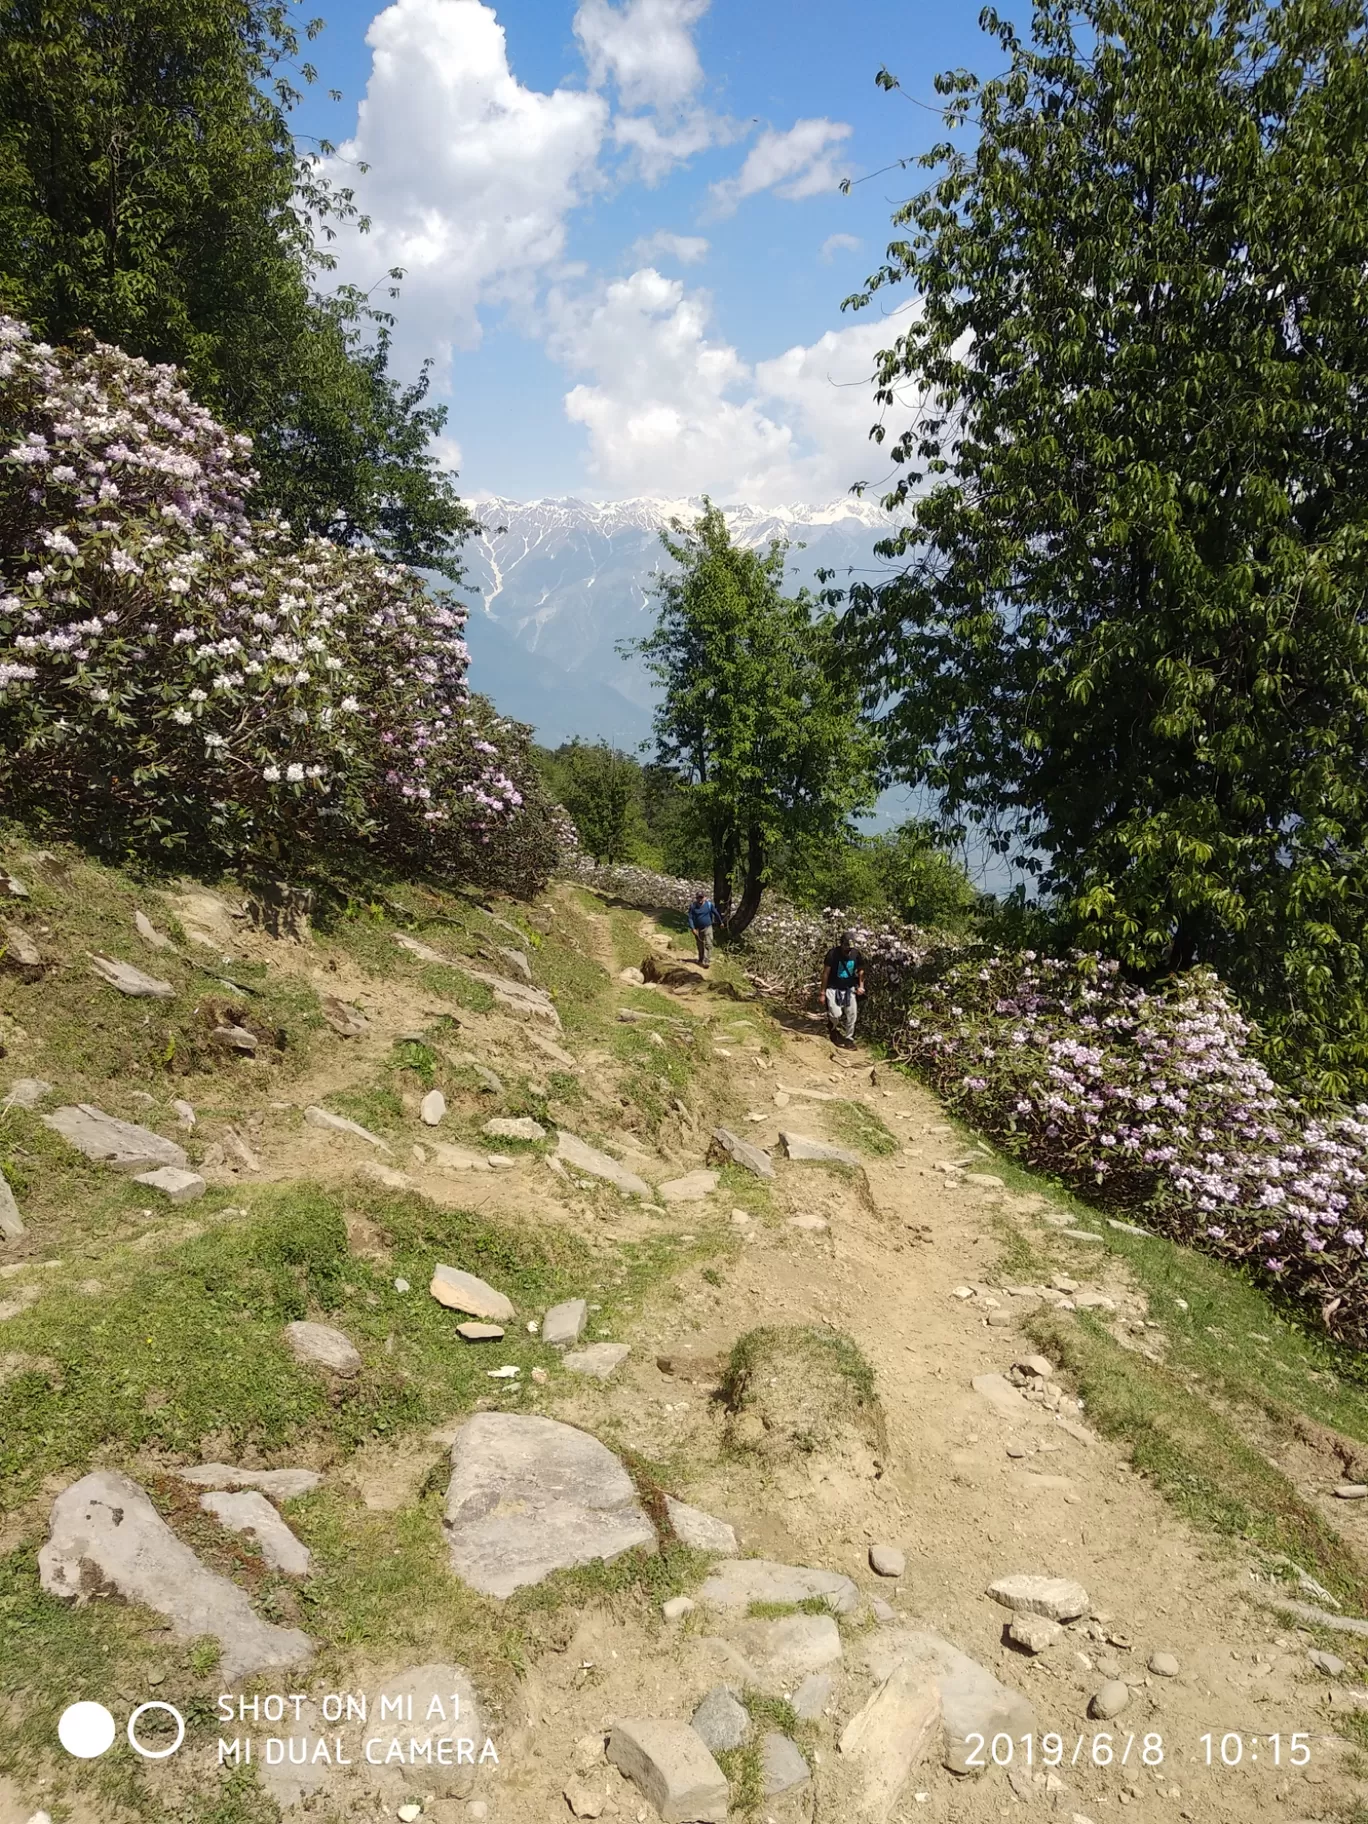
[
  {"left": 611, "top": 108, "right": 733, "bottom": 184},
  {"left": 573, "top": 0, "right": 709, "bottom": 112},
  {"left": 431, "top": 433, "right": 465, "bottom": 474},
  {"left": 548, "top": 266, "right": 897, "bottom": 503},
  {"left": 820, "top": 232, "right": 862, "bottom": 263},
  {"left": 323, "top": 0, "right": 608, "bottom": 366},
  {"left": 631, "top": 231, "right": 710, "bottom": 265},
  {"left": 709, "top": 118, "right": 853, "bottom": 215}
]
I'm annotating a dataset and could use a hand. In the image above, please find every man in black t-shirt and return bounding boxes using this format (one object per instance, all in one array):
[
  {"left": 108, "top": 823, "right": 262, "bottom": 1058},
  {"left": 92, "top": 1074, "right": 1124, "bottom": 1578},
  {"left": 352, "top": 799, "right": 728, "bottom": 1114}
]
[{"left": 819, "top": 931, "right": 866, "bottom": 1047}]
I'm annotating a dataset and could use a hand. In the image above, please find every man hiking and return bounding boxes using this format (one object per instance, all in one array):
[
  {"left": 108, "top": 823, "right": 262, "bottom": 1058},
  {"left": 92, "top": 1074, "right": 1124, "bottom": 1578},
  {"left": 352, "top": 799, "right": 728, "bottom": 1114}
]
[
  {"left": 820, "top": 930, "right": 866, "bottom": 1047},
  {"left": 687, "top": 889, "right": 722, "bottom": 967}
]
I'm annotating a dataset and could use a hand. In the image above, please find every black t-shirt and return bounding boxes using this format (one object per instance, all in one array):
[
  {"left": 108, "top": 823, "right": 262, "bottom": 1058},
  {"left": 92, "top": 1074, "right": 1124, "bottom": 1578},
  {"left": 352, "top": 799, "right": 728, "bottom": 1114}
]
[{"left": 824, "top": 948, "right": 864, "bottom": 990}]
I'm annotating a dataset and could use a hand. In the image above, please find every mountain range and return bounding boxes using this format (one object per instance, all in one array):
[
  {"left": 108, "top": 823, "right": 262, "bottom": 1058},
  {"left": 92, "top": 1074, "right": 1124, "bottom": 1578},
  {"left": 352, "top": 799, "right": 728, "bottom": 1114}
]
[{"left": 455, "top": 495, "right": 903, "bottom": 750}]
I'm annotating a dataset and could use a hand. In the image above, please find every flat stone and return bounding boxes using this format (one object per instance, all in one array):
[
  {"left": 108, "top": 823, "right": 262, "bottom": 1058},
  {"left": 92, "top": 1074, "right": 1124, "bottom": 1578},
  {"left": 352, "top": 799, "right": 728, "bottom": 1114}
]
[
  {"left": 662, "top": 1595, "right": 695, "bottom": 1621},
  {"left": 284, "top": 1321, "right": 361, "bottom": 1378},
  {"left": 709, "top": 1126, "right": 774, "bottom": 1179},
  {"left": 0, "top": 1173, "right": 24, "bottom": 1241},
  {"left": 497, "top": 946, "right": 533, "bottom": 982},
  {"left": 779, "top": 1130, "right": 861, "bottom": 1166},
  {"left": 526, "top": 1030, "right": 577, "bottom": 1069},
  {"left": 542, "top": 1297, "right": 588, "bottom": 1348},
  {"left": 666, "top": 1497, "right": 738, "bottom": 1555},
  {"left": 788, "top": 1214, "right": 829, "bottom": 1232},
  {"left": 1148, "top": 1651, "right": 1180, "bottom": 1677},
  {"left": 1310, "top": 1649, "right": 1348, "bottom": 1676},
  {"left": 1108, "top": 1218, "right": 1150, "bottom": 1236},
  {"left": 1062, "top": 1228, "right": 1105, "bottom": 1244},
  {"left": 443, "top": 1413, "right": 655, "bottom": 1598},
  {"left": 861, "top": 1627, "right": 1036, "bottom": 1776},
  {"left": 131, "top": 1166, "right": 206, "bottom": 1204},
  {"left": 839, "top": 1660, "right": 942, "bottom": 1820},
  {"left": 618, "top": 967, "right": 646, "bottom": 985},
  {"left": 174, "top": 1465, "right": 321, "bottom": 1499},
  {"left": 1008, "top": 1614, "right": 1063, "bottom": 1654},
  {"left": 483, "top": 1116, "right": 546, "bottom": 1141},
  {"left": 133, "top": 909, "right": 173, "bottom": 951},
  {"left": 211, "top": 1023, "right": 257, "bottom": 1053},
  {"left": 486, "top": 1153, "right": 516, "bottom": 1168},
  {"left": 870, "top": 1543, "right": 905, "bottom": 1578},
  {"left": 429, "top": 1141, "right": 493, "bottom": 1172},
  {"left": 659, "top": 1169, "right": 719, "bottom": 1204},
  {"left": 1334, "top": 1484, "right": 1368, "bottom": 1499},
  {"left": 3, "top": 921, "right": 43, "bottom": 978},
  {"left": 791, "top": 1669, "right": 835, "bottom": 1720},
  {"left": 4, "top": 1077, "right": 52, "bottom": 1109},
  {"left": 607, "top": 1718, "right": 728, "bottom": 1824},
  {"left": 303, "top": 1105, "right": 392, "bottom": 1152},
  {"left": 456, "top": 1322, "right": 505, "bottom": 1341},
  {"left": 563, "top": 1342, "right": 631, "bottom": 1378},
  {"left": 698, "top": 1558, "right": 859, "bottom": 1614},
  {"left": 564, "top": 1773, "right": 606, "bottom": 1817},
  {"left": 555, "top": 1131, "right": 650, "bottom": 1196},
  {"left": 691, "top": 1684, "right": 750, "bottom": 1752},
  {"left": 729, "top": 1613, "right": 843, "bottom": 1686},
  {"left": 964, "top": 1172, "right": 1005, "bottom": 1188},
  {"left": 44, "top": 1105, "right": 188, "bottom": 1174},
  {"left": 988, "top": 1574, "right": 1090, "bottom": 1622},
  {"left": 971, "top": 1373, "right": 1045, "bottom": 1422},
  {"left": 171, "top": 1099, "right": 196, "bottom": 1128},
  {"left": 760, "top": 1732, "right": 809, "bottom": 1796},
  {"left": 199, "top": 1489, "right": 311, "bottom": 1576},
  {"left": 221, "top": 1127, "right": 261, "bottom": 1172},
  {"left": 450, "top": 1053, "right": 506, "bottom": 1095},
  {"left": 871, "top": 1596, "right": 896, "bottom": 1623},
  {"left": 39, "top": 1469, "right": 312, "bottom": 1681},
  {"left": 320, "top": 994, "right": 368, "bottom": 1037},
  {"left": 420, "top": 1089, "right": 447, "bottom": 1126},
  {"left": 1015, "top": 1354, "right": 1054, "bottom": 1379},
  {"left": 1089, "top": 1680, "right": 1129, "bottom": 1719},
  {"left": 429, "top": 1264, "right": 515, "bottom": 1322},
  {"left": 358, "top": 1161, "right": 414, "bottom": 1191},
  {"left": 463, "top": 964, "right": 563, "bottom": 1027},
  {"left": 88, "top": 954, "right": 174, "bottom": 999},
  {"left": 1073, "top": 1291, "right": 1115, "bottom": 1310}
]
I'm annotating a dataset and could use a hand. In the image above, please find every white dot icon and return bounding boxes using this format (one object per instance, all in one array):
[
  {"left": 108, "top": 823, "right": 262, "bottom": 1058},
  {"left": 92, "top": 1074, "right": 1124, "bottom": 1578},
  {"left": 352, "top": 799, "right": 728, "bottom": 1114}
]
[{"left": 58, "top": 1701, "right": 116, "bottom": 1759}]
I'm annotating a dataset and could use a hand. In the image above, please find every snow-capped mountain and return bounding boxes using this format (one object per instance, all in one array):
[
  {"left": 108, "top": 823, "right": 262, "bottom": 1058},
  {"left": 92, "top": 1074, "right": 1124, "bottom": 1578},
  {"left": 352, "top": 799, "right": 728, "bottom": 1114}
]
[{"left": 457, "top": 494, "right": 902, "bottom": 748}]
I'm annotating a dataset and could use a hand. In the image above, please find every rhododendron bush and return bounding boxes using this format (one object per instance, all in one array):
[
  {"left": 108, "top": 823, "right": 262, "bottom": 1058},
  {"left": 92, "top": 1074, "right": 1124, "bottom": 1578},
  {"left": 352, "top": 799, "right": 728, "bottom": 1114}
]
[
  {"left": 572, "top": 856, "right": 1368, "bottom": 1344},
  {"left": 0, "top": 318, "right": 558, "bottom": 891}
]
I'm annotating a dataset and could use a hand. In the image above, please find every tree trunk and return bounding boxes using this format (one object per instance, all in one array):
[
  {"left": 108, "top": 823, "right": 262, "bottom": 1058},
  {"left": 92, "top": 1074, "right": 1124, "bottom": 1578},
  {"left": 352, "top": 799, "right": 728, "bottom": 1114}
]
[{"left": 725, "top": 825, "right": 766, "bottom": 939}]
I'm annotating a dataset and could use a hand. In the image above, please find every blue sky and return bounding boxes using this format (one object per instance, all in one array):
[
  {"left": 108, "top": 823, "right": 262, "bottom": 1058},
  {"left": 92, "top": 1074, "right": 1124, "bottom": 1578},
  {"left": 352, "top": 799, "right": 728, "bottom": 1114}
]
[{"left": 289, "top": 0, "right": 1005, "bottom": 504}]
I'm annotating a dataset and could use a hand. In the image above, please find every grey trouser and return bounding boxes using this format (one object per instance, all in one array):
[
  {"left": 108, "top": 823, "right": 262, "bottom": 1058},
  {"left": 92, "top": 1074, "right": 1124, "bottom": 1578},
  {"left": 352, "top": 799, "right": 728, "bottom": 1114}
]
[
  {"left": 695, "top": 924, "right": 714, "bottom": 963},
  {"left": 825, "top": 988, "right": 857, "bottom": 1037}
]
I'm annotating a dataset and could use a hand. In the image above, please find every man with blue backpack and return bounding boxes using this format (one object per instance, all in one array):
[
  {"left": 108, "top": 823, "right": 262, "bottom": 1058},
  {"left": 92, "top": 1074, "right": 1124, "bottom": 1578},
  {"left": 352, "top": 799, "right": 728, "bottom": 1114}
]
[
  {"left": 688, "top": 889, "right": 722, "bottom": 967},
  {"left": 820, "top": 930, "right": 867, "bottom": 1047}
]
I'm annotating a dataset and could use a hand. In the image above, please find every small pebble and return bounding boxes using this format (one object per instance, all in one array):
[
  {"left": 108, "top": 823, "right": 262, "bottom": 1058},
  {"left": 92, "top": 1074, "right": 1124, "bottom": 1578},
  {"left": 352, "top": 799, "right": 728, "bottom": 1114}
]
[
  {"left": 871, "top": 1596, "right": 895, "bottom": 1622},
  {"left": 1148, "top": 1651, "right": 1180, "bottom": 1677},
  {"left": 662, "top": 1595, "right": 695, "bottom": 1621},
  {"left": 1095, "top": 1656, "right": 1122, "bottom": 1680},
  {"left": 393, "top": 1278, "right": 410, "bottom": 1293},
  {"left": 397, "top": 1807, "right": 422, "bottom": 1823},
  {"left": 1333, "top": 1483, "right": 1368, "bottom": 1499},
  {"left": 1089, "top": 1681, "right": 1130, "bottom": 1720},
  {"left": 869, "top": 1543, "right": 905, "bottom": 1578}
]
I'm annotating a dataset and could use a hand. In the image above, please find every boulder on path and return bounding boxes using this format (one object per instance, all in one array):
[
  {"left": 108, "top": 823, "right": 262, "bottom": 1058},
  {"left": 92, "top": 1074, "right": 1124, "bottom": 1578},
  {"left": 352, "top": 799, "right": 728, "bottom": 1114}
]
[
  {"left": 284, "top": 1321, "right": 361, "bottom": 1378},
  {"left": 484, "top": 1116, "right": 546, "bottom": 1141},
  {"left": 303, "top": 1105, "right": 392, "bottom": 1152},
  {"left": 0, "top": 1172, "right": 24, "bottom": 1241},
  {"left": 44, "top": 1104, "right": 188, "bottom": 1174},
  {"left": 420, "top": 1089, "right": 447, "bottom": 1127},
  {"left": 131, "top": 1166, "right": 206, "bottom": 1204},
  {"left": 2, "top": 920, "right": 43, "bottom": 980},
  {"left": 665, "top": 1497, "right": 737, "bottom": 1555},
  {"left": 838, "top": 1660, "right": 942, "bottom": 1822},
  {"left": 319, "top": 994, "right": 368, "bottom": 1037},
  {"left": 443, "top": 1412, "right": 655, "bottom": 1597},
  {"left": 861, "top": 1627, "right": 1035, "bottom": 1775},
  {"left": 430, "top": 1264, "right": 515, "bottom": 1322},
  {"left": 607, "top": 1718, "right": 728, "bottom": 1824},
  {"left": 199, "top": 1490, "right": 311, "bottom": 1576},
  {"left": 563, "top": 1342, "right": 631, "bottom": 1378},
  {"left": 709, "top": 1126, "right": 773, "bottom": 1179},
  {"left": 555, "top": 1131, "right": 650, "bottom": 1197},
  {"left": 39, "top": 1469, "right": 312, "bottom": 1680},
  {"left": 691, "top": 1684, "right": 750, "bottom": 1752},
  {"left": 659, "top": 1169, "right": 719, "bottom": 1204},
  {"left": 698, "top": 1558, "right": 859, "bottom": 1614},
  {"left": 760, "top": 1732, "right": 810, "bottom": 1797},
  {"left": 779, "top": 1131, "right": 861, "bottom": 1166},
  {"left": 174, "top": 1464, "right": 321, "bottom": 1499},
  {"left": 987, "top": 1573, "right": 1090, "bottom": 1622},
  {"left": 728, "top": 1613, "right": 843, "bottom": 1686},
  {"left": 542, "top": 1297, "right": 588, "bottom": 1348},
  {"left": 88, "top": 953, "right": 175, "bottom": 999}
]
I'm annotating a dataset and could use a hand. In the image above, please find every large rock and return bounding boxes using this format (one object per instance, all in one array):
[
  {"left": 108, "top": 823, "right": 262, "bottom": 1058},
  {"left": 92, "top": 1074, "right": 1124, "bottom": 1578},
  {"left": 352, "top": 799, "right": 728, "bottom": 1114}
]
[
  {"left": 542, "top": 1297, "right": 588, "bottom": 1348},
  {"left": 779, "top": 1131, "right": 861, "bottom": 1166},
  {"left": 131, "top": 1165, "right": 206, "bottom": 1203},
  {"left": 174, "top": 1464, "right": 322, "bottom": 1499},
  {"left": 727, "top": 1613, "right": 843, "bottom": 1686},
  {"left": 443, "top": 1413, "right": 655, "bottom": 1598},
  {"left": 43, "top": 1105, "right": 188, "bottom": 1174},
  {"left": 709, "top": 1127, "right": 773, "bottom": 1179},
  {"left": 698, "top": 1558, "right": 859, "bottom": 1614},
  {"left": 199, "top": 1490, "right": 311, "bottom": 1576},
  {"left": 284, "top": 1321, "right": 361, "bottom": 1378},
  {"left": 483, "top": 1116, "right": 546, "bottom": 1141},
  {"left": 0, "top": 1172, "right": 24, "bottom": 1241},
  {"left": 986, "top": 1573, "right": 1090, "bottom": 1622},
  {"left": 38, "top": 1470, "right": 312, "bottom": 1680},
  {"left": 303, "top": 1105, "right": 392, "bottom": 1152},
  {"left": 607, "top": 1718, "right": 728, "bottom": 1824},
  {"left": 555, "top": 1131, "right": 650, "bottom": 1197},
  {"left": 691, "top": 1685, "right": 749, "bottom": 1752},
  {"left": 861, "top": 1628, "right": 1036, "bottom": 1775},
  {"left": 430, "top": 1264, "right": 516, "bottom": 1322},
  {"left": 839, "top": 1661, "right": 943, "bottom": 1821},
  {"left": 666, "top": 1497, "right": 737, "bottom": 1555},
  {"left": 659, "top": 1170, "right": 719, "bottom": 1204},
  {"left": 88, "top": 954, "right": 174, "bottom": 999}
]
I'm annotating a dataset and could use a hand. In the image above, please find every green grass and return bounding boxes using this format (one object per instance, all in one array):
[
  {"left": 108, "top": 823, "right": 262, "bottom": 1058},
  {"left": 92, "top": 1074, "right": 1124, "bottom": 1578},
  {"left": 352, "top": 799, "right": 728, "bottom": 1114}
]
[
  {"left": 827, "top": 1099, "right": 898, "bottom": 1158},
  {"left": 717, "top": 1692, "right": 812, "bottom": 1816},
  {"left": 721, "top": 1323, "right": 886, "bottom": 1457}
]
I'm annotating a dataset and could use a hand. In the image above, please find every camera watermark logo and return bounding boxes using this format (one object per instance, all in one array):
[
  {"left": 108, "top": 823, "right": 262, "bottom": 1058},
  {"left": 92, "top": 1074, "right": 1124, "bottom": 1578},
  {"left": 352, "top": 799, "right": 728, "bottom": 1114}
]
[{"left": 59, "top": 1700, "right": 185, "bottom": 1760}]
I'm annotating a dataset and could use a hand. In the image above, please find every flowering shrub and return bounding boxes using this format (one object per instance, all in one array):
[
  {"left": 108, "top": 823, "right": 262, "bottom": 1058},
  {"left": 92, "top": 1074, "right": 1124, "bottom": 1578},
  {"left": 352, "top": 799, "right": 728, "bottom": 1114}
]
[
  {"left": 572, "top": 855, "right": 1368, "bottom": 1344},
  {"left": 0, "top": 318, "right": 555, "bottom": 889}
]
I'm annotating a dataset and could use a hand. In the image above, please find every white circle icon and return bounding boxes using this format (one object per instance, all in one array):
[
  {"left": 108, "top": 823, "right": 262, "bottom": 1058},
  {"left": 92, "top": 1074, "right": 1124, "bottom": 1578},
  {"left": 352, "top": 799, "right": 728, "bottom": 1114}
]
[
  {"left": 127, "top": 1700, "right": 185, "bottom": 1759},
  {"left": 58, "top": 1701, "right": 116, "bottom": 1759}
]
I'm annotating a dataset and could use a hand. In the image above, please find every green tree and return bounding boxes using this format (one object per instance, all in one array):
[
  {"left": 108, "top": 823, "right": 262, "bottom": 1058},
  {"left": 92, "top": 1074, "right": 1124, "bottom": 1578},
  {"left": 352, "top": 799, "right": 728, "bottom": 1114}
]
[
  {"left": 0, "top": 0, "right": 472, "bottom": 577},
  {"left": 780, "top": 821, "right": 979, "bottom": 930},
  {"left": 556, "top": 739, "right": 641, "bottom": 865},
  {"left": 844, "top": 0, "right": 1368, "bottom": 1096},
  {"left": 630, "top": 502, "right": 881, "bottom": 938}
]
